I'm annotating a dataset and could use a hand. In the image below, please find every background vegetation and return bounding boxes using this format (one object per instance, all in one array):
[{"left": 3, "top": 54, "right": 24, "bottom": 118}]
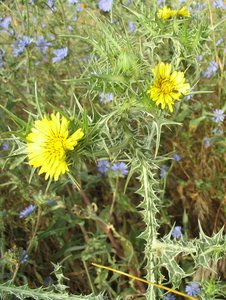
[{"left": 0, "top": 0, "right": 225, "bottom": 299}]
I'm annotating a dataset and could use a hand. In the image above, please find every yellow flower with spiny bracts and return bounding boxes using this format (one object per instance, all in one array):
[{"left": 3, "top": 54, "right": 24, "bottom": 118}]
[
  {"left": 26, "top": 112, "right": 84, "bottom": 181},
  {"left": 157, "top": 6, "right": 177, "bottom": 20},
  {"left": 157, "top": 5, "right": 190, "bottom": 20},
  {"left": 177, "top": 7, "right": 190, "bottom": 18},
  {"left": 147, "top": 63, "right": 190, "bottom": 112}
]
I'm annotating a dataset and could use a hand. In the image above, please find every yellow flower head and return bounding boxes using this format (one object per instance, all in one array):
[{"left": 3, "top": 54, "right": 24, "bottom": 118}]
[
  {"left": 157, "top": 5, "right": 190, "bottom": 20},
  {"left": 157, "top": 6, "right": 177, "bottom": 20},
  {"left": 177, "top": 7, "right": 191, "bottom": 18},
  {"left": 26, "top": 112, "right": 84, "bottom": 181},
  {"left": 147, "top": 62, "right": 190, "bottom": 112}
]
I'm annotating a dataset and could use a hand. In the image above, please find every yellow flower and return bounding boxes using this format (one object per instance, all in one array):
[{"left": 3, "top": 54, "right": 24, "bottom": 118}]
[
  {"left": 157, "top": 5, "right": 190, "bottom": 20},
  {"left": 157, "top": 6, "right": 177, "bottom": 20},
  {"left": 177, "top": 7, "right": 190, "bottom": 18},
  {"left": 26, "top": 112, "right": 84, "bottom": 181},
  {"left": 147, "top": 62, "right": 190, "bottom": 112}
]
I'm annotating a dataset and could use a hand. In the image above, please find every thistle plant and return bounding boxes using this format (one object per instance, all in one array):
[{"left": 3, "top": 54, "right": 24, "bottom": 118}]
[{"left": 0, "top": 0, "right": 225, "bottom": 299}]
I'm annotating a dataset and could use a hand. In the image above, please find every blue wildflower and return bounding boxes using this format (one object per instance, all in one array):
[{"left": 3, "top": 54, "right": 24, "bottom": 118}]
[
  {"left": 185, "top": 282, "right": 201, "bottom": 297},
  {"left": 20, "top": 250, "right": 28, "bottom": 264},
  {"left": 67, "top": 0, "right": 78, "bottom": 5},
  {"left": 196, "top": 3, "right": 206, "bottom": 11},
  {"left": 99, "top": 92, "right": 113, "bottom": 103},
  {"left": 189, "top": 3, "right": 206, "bottom": 15},
  {"left": 171, "top": 226, "right": 182, "bottom": 239},
  {"left": 52, "top": 47, "right": 68, "bottom": 63},
  {"left": 213, "top": 0, "right": 226, "bottom": 8},
  {"left": 202, "top": 61, "right": 218, "bottom": 78},
  {"left": 112, "top": 162, "right": 128, "bottom": 177},
  {"left": 173, "top": 154, "right": 181, "bottom": 161},
  {"left": 19, "top": 204, "right": 36, "bottom": 218},
  {"left": 98, "top": 0, "right": 113, "bottom": 12},
  {"left": 160, "top": 164, "right": 168, "bottom": 178},
  {"left": 46, "top": 0, "right": 56, "bottom": 10},
  {"left": 1, "top": 142, "right": 9, "bottom": 150},
  {"left": 203, "top": 137, "right": 211, "bottom": 148},
  {"left": 164, "top": 293, "right": 176, "bottom": 300},
  {"left": 178, "top": 0, "right": 186, "bottom": 2},
  {"left": 0, "top": 16, "right": 11, "bottom": 30},
  {"left": 12, "top": 36, "right": 32, "bottom": 57},
  {"left": 36, "top": 36, "right": 52, "bottom": 54},
  {"left": 212, "top": 109, "right": 225, "bottom": 123},
  {"left": 128, "top": 21, "right": 135, "bottom": 33},
  {"left": 216, "top": 38, "right": 224, "bottom": 46},
  {"left": 97, "top": 160, "right": 110, "bottom": 174}
]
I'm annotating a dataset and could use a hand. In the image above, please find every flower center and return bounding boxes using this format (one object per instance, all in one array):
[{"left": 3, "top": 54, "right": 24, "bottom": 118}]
[
  {"left": 46, "top": 136, "right": 66, "bottom": 159},
  {"left": 160, "top": 79, "right": 173, "bottom": 94}
]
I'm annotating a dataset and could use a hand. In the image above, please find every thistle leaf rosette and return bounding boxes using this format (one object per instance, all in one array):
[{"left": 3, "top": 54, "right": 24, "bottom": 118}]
[
  {"left": 26, "top": 112, "right": 84, "bottom": 181},
  {"left": 148, "top": 62, "right": 190, "bottom": 112}
]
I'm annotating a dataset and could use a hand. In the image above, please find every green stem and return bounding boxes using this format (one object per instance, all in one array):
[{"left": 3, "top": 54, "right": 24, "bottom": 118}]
[
  {"left": 82, "top": 259, "right": 96, "bottom": 295},
  {"left": 142, "top": 163, "right": 158, "bottom": 300},
  {"left": 27, "top": 207, "right": 41, "bottom": 253},
  {"left": 109, "top": 175, "right": 119, "bottom": 218}
]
